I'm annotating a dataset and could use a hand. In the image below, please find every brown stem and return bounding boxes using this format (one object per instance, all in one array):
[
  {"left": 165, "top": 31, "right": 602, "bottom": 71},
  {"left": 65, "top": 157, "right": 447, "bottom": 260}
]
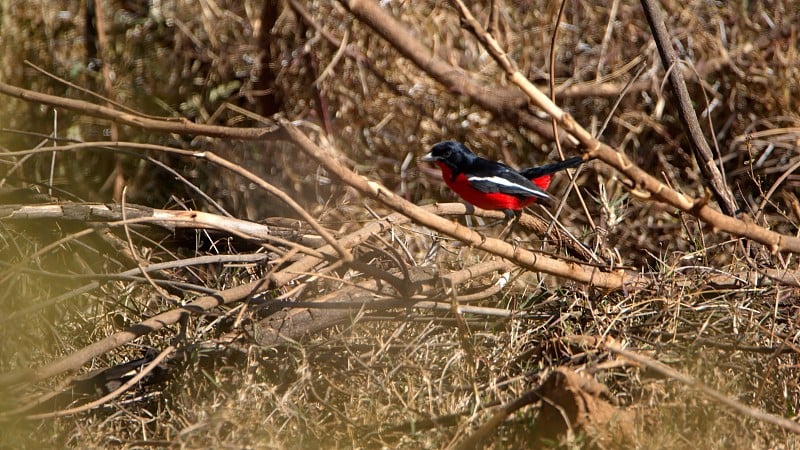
[
  {"left": 339, "top": 0, "right": 565, "bottom": 144},
  {"left": 640, "top": 0, "right": 738, "bottom": 216}
]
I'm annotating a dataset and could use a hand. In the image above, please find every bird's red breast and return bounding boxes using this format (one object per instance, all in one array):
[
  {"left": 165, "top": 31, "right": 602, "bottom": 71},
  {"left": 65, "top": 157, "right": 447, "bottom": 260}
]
[{"left": 435, "top": 162, "right": 540, "bottom": 211}]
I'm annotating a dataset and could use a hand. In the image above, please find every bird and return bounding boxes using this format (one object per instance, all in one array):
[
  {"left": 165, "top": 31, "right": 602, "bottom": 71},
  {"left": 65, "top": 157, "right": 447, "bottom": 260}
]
[{"left": 422, "top": 140, "right": 584, "bottom": 220}]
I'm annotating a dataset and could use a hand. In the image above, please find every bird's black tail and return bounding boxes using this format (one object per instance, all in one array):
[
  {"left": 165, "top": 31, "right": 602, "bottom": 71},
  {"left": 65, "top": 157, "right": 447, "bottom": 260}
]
[{"left": 519, "top": 156, "right": 585, "bottom": 180}]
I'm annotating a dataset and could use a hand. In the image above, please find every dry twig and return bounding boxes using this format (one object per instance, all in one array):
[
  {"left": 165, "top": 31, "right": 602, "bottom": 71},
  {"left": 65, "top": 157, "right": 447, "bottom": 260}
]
[
  {"left": 607, "top": 342, "right": 800, "bottom": 435},
  {"left": 640, "top": 0, "right": 738, "bottom": 215}
]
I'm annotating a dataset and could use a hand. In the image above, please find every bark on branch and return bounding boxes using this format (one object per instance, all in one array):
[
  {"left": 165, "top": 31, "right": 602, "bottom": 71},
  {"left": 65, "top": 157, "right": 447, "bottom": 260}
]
[
  {"left": 339, "top": 0, "right": 566, "bottom": 144},
  {"left": 640, "top": 0, "right": 738, "bottom": 216}
]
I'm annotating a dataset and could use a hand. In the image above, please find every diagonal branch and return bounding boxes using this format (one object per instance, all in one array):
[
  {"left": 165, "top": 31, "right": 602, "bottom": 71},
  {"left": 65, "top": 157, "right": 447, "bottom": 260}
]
[
  {"left": 338, "top": 0, "right": 567, "bottom": 144},
  {"left": 19, "top": 346, "right": 175, "bottom": 420},
  {"left": 640, "top": 0, "right": 738, "bottom": 216},
  {"left": 279, "top": 118, "right": 635, "bottom": 289},
  {"left": 607, "top": 342, "right": 800, "bottom": 435}
]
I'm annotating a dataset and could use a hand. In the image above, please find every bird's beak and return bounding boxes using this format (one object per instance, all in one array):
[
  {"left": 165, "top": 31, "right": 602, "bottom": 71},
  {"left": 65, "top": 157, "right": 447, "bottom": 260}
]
[{"left": 421, "top": 152, "right": 437, "bottom": 162}]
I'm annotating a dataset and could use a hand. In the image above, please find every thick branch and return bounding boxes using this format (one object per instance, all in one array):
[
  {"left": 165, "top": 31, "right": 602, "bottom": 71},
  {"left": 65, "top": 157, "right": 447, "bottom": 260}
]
[
  {"left": 339, "top": 0, "right": 564, "bottom": 143},
  {"left": 0, "top": 203, "right": 276, "bottom": 239}
]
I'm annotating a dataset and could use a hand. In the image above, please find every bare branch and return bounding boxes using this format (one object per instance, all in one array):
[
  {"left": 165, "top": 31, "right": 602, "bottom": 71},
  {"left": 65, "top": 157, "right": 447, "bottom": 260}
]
[
  {"left": 0, "top": 81, "right": 281, "bottom": 140},
  {"left": 607, "top": 342, "right": 800, "bottom": 435},
  {"left": 640, "top": 0, "right": 738, "bottom": 216},
  {"left": 280, "top": 118, "right": 635, "bottom": 289}
]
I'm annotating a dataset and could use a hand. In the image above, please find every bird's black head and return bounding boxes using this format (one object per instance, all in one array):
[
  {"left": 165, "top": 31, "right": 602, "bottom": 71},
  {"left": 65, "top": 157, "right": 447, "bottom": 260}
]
[{"left": 422, "top": 141, "right": 476, "bottom": 171}]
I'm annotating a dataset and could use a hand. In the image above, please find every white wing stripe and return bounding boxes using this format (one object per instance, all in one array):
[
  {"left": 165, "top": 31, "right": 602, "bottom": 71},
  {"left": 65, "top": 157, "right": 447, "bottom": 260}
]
[{"left": 467, "top": 175, "right": 550, "bottom": 198}]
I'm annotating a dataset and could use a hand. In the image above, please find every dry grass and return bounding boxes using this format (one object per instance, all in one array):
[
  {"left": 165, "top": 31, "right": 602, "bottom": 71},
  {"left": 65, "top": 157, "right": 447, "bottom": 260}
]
[{"left": 2, "top": 0, "right": 800, "bottom": 448}]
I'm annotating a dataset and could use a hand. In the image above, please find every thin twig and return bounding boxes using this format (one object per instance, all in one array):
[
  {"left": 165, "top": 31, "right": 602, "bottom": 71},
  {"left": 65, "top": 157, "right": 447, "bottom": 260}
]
[
  {"left": 19, "top": 346, "right": 175, "bottom": 420},
  {"left": 121, "top": 187, "right": 179, "bottom": 302},
  {"left": 542, "top": 0, "right": 597, "bottom": 236},
  {"left": 606, "top": 342, "right": 800, "bottom": 435}
]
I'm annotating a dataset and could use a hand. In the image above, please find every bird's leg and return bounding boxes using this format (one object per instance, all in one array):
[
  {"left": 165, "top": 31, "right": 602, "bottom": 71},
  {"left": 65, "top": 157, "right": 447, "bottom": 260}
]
[
  {"left": 476, "top": 204, "right": 506, "bottom": 228},
  {"left": 464, "top": 203, "right": 475, "bottom": 228},
  {"left": 497, "top": 209, "right": 520, "bottom": 240}
]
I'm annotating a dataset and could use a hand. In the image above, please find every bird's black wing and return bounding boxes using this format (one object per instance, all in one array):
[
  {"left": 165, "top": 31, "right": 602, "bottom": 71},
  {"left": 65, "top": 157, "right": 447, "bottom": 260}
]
[{"left": 466, "top": 159, "right": 551, "bottom": 199}]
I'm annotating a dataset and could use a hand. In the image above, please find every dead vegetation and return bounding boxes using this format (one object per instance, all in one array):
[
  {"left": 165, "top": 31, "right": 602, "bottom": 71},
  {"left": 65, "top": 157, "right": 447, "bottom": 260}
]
[{"left": 1, "top": 0, "right": 800, "bottom": 448}]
